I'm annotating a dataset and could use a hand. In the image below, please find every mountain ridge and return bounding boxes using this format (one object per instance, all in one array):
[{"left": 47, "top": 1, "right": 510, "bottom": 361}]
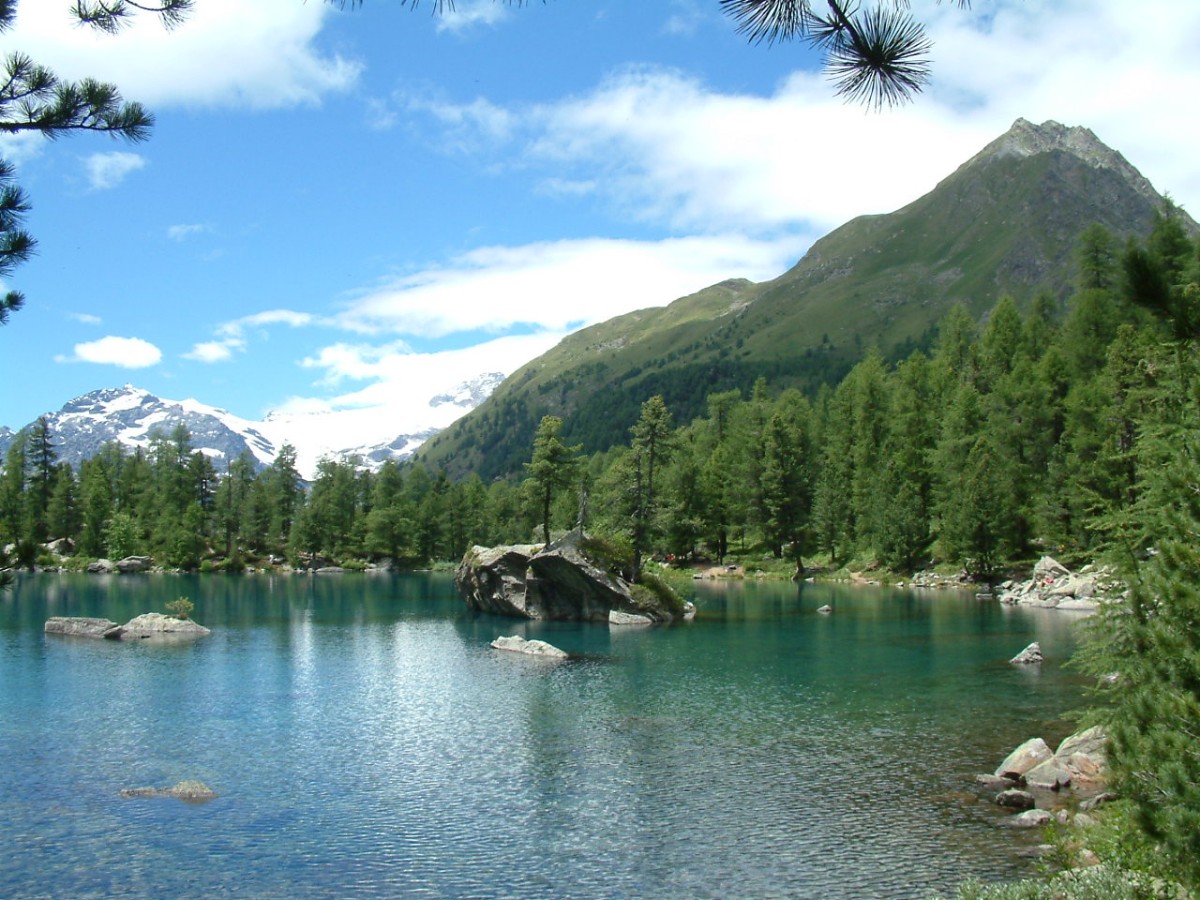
[{"left": 415, "top": 118, "right": 1196, "bottom": 480}]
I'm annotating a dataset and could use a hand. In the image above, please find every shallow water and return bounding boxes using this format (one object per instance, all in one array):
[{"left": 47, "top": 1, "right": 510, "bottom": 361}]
[{"left": 0, "top": 573, "right": 1091, "bottom": 898}]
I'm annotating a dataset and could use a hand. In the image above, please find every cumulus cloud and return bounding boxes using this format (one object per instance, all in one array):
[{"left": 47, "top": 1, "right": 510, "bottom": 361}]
[
  {"left": 435, "top": 0, "right": 512, "bottom": 34},
  {"left": 391, "top": 0, "right": 1200, "bottom": 235},
  {"left": 332, "top": 233, "right": 809, "bottom": 338},
  {"left": 0, "top": 0, "right": 361, "bottom": 110},
  {"left": 83, "top": 151, "right": 147, "bottom": 191},
  {"left": 289, "top": 333, "right": 561, "bottom": 416},
  {"left": 58, "top": 336, "right": 162, "bottom": 368},
  {"left": 184, "top": 340, "right": 241, "bottom": 364},
  {"left": 185, "top": 308, "right": 317, "bottom": 363}
]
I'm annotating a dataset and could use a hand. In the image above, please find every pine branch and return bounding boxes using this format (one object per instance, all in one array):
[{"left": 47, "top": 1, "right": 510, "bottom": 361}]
[
  {"left": 719, "top": 0, "right": 973, "bottom": 107},
  {"left": 70, "top": 0, "right": 194, "bottom": 34}
]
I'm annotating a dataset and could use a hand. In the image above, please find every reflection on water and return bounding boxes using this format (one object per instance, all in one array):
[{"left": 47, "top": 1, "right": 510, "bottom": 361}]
[{"left": 0, "top": 573, "right": 1091, "bottom": 898}]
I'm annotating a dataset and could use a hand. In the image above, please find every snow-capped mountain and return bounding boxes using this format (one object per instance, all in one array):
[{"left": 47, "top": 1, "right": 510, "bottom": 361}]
[{"left": 0, "top": 373, "right": 505, "bottom": 481}]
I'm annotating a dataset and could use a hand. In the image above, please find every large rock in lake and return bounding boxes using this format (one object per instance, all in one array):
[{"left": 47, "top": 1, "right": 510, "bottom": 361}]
[
  {"left": 44, "top": 616, "right": 123, "bottom": 639},
  {"left": 118, "top": 613, "right": 211, "bottom": 640},
  {"left": 456, "top": 531, "right": 691, "bottom": 624}
]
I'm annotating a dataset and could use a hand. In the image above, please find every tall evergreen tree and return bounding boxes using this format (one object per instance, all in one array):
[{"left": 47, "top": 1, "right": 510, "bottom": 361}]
[
  {"left": 524, "top": 415, "right": 581, "bottom": 544},
  {"left": 629, "top": 395, "right": 676, "bottom": 581}
]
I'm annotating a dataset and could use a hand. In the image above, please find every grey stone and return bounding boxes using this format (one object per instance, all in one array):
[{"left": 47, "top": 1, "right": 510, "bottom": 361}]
[
  {"left": 115, "top": 555, "right": 153, "bottom": 574},
  {"left": 118, "top": 613, "right": 211, "bottom": 641},
  {"left": 1010, "top": 641, "right": 1044, "bottom": 665},
  {"left": 1002, "top": 809, "right": 1053, "bottom": 828},
  {"left": 490, "top": 635, "right": 568, "bottom": 658},
  {"left": 995, "top": 788, "right": 1036, "bottom": 810},
  {"left": 457, "top": 531, "right": 686, "bottom": 623},
  {"left": 609, "top": 609, "right": 654, "bottom": 626},
  {"left": 44, "top": 616, "right": 123, "bottom": 639},
  {"left": 87, "top": 558, "right": 116, "bottom": 574},
  {"left": 995, "top": 737, "right": 1053, "bottom": 780},
  {"left": 1024, "top": 758, "right": 1073, "bottom": 790}
]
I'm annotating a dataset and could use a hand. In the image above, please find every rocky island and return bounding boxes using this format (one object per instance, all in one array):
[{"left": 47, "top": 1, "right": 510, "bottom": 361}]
[{"left": 456, "top": 530, "right": 693, "bottom": 624}]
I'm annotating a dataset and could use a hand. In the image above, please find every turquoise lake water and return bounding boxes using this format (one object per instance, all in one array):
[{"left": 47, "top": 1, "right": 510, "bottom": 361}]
[{"left": 0, "top": 573, "right": 1093, "bottom": 899}]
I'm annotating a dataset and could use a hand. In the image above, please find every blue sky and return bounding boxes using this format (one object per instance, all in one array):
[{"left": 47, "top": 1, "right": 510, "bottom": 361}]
[{"left": 2, "top": 0, "right": 1199, "bottom": 437}]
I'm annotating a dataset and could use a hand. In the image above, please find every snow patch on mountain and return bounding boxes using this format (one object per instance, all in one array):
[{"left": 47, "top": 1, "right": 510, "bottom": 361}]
[{"left": 1, "top": 373, "right": 505, "bottom": 481}]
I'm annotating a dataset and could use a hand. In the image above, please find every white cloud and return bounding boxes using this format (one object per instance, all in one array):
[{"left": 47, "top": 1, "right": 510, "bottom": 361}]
[
  {"left": 394, "top": 0, "right": 1200, "bottom": 235},
  {"left": 332, "top": 233, "right": 809, "bottom": 338},
  {"left": 184, "top": 340, "right": 242, "bottom": 363},
  {"left": 216, "top": 309, "right": 317, "bottom": 338},
  {"left": 0, "top": 0, "right": 361, "bottom": 110},
  {"left": 167, "top": 224, "right": 210, "bottom": 241},
  {"left": 435, "top": 0, "right": 512, "bottom": 35},
  {"left": 185, "top": 309, "right": 317, "bottom": 363},
  {"left": 68, "top": 312, "right": 102, "bottom": 326},
  {"left": 58, "top": 336, "right": 162, "bottom": 368},
  {"left": 83, "top": 151, "right": 146, "bottom": 191}
]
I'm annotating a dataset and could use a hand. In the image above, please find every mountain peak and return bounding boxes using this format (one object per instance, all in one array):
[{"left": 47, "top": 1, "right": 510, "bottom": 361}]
[{"left": 962, "top": 118, "right": 1163, "bottom": 209}]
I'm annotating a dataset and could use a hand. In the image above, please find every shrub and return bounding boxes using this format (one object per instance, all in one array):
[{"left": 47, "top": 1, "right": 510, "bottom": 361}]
[{"left": 165, "top": 597, "right": 194, "bottom": 620}]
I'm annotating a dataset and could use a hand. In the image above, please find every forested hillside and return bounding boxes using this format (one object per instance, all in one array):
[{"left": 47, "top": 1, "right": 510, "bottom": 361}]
[
  {"left": 1, "top": 213, "right": 1195, "bottom": 585},
  {"left": 417, "top": 119, "right": 1190, "bottom": 482}
]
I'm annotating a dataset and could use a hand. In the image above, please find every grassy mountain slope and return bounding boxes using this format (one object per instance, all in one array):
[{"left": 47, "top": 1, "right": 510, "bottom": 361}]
[{"left": 418, "top": 119, "right": 1193, "bottom": 481}]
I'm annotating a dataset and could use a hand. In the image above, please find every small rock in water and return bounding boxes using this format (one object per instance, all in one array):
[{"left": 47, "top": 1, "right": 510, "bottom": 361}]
[
  {"left": 490, "top": 635, "right": 568, "bottom": 658},
  {"left": 1002, "top": 809, "right": 1053, "bottom": 829},
  {"left": 995, "top": 788, "right": 1036, "bottom": 810},
  {"left": 1010, "top": 641, "right": 1043, "bottom": 665},
  {"left": 816, "top": 605, "right": 833, "bottom": 614}
]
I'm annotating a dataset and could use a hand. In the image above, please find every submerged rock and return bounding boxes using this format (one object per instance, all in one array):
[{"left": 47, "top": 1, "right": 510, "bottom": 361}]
[
  {"left": 1002, "top": 809, "right": 1054, "bottom": 829},
  {"left": 995, "top": 788, "right": 1036, "bottom": 810},
  {"left": 120, "top": 780, "right": 217, "bottom": 802},
  {"left": 490, "top": 635, "right": 569, "bottom": 658}
]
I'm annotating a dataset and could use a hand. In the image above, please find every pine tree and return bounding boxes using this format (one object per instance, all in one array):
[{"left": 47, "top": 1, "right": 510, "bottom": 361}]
[
  {"left": 524, "top": 415, "right": 581, "bottom": 545},
  {"left": 629, "top": 395, "right": 676, "bottom": 581}
]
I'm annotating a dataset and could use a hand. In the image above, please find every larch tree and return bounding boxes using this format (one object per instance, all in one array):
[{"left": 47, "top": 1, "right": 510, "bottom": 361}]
[
  {"left": 628, "top": 395, "right": 676, "bottom": 582},
  {"left": 524, "top": 414, "right": 581, "bottom": 545}
]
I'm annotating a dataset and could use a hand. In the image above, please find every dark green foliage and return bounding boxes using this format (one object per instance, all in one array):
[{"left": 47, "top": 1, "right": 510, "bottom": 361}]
[{"left": 524, "top": 415, "right": 581, "bottom": 544}]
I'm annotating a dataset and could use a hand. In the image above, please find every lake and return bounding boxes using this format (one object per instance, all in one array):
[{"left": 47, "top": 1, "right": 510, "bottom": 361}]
[{"left": 0, "top": 572, "right": 1092, "bottom": 899}]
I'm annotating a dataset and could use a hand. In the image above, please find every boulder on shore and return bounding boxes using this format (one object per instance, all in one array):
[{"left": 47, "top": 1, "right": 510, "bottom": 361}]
[
  {"left": 490, "top": 635, "right": 569, "bottom": 658},
  {"left": 456, "top": 530, "right": 693, "bottom": 624},
  {"left": 996, "top": 556, "right": 1121, "bottom": 612},
  {"left": 984, "top": 725, "right": 1109, "bottom": 818},
  {"left": 995, "top": 737, "right": 1053, "bottom": 780},
  {"left": 115, "top": 555, "right": 153, "bottom": 574}
]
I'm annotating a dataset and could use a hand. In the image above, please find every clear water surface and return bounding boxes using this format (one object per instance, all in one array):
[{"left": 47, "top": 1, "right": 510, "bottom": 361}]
[{"left": 0, "top": 572, "right": 1093, "bottom": 899}]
